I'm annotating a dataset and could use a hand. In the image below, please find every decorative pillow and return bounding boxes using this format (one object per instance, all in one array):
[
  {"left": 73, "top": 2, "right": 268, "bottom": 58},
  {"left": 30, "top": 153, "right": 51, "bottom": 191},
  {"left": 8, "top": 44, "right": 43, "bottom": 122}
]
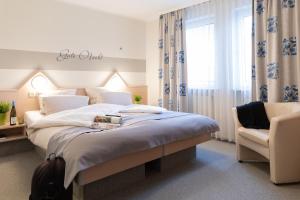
[
  {"left": 237, "top": 101, "right": 270, "bottom": 129},
  {"left": 39, "top": 95, "right": 89, "bottom": 115},
  {"left": 100, "top": 91, "right": 132, "bottom": 106},
  {"left": 85, "top": 87, "right": 110, "bottom": 104}
]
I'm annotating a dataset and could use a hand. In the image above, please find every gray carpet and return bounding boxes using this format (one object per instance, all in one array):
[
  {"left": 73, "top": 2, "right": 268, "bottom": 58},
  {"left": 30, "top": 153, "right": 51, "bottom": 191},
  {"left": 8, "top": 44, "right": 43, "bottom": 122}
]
[{"left": 0, "top": 140, "right": 299, "bottom": 200}]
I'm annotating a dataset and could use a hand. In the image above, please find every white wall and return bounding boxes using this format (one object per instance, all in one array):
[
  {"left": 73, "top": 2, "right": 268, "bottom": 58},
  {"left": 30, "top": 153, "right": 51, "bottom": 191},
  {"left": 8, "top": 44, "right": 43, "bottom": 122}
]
[
  {"left": 145, "top": 20, "right": 159, "bottom": 106},
  {"left": 0, "top": 0, "right": 146, "bottom": 90},
  {"left": 0, "top": 0, "right": 145, "bottom": 59}
]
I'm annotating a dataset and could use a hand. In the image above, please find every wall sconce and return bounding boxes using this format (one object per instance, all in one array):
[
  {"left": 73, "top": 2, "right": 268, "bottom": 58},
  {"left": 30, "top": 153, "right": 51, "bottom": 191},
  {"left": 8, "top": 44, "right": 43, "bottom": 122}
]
[
  {"left": 104, "top": 72, "right": 128, "bottom": 91},
  {"left": 29, "top": 74, "right": 52, "bottom": 96}
]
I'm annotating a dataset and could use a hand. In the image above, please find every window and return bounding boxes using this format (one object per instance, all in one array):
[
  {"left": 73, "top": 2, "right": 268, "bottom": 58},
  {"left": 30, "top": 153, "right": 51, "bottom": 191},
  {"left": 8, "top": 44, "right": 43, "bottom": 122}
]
[
  {"left": 186, "top": 9, "right": 252, "bottom": 90},
  {"left": 232, "top": 8, "right": 252, "bottom": 91},
  {"left": 186, "top": 22, "right": 215, "bottom": 89}
]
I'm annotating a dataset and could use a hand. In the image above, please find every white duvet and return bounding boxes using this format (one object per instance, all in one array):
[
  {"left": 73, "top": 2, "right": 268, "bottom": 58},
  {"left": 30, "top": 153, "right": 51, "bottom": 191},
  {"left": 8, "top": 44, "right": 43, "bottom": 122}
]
[
  {"left": 27, "top": 104, "right": 167, "bottom": 149},
  {"left": 28, "top": 104, "right": 167, "bottom": 129}
]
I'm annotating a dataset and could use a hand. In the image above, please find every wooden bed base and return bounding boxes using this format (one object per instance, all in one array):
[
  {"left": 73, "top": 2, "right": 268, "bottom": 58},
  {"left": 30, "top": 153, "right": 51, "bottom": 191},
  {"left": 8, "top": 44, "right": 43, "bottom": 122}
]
[
  {"left": 73, "top": 147, "right": 197, "bottom": 200},
  {"left": 33, "top": 133, "right": 211, "bottom": 200},
  {"left": 72, "top": 133, "right": 211, "bottom": 200}
]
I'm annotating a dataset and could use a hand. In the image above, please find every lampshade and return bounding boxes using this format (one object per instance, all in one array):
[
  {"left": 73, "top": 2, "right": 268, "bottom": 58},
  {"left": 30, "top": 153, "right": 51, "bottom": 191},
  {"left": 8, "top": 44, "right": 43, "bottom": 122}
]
[{"left": 30, "top": 74, "right": 52, "bottom": 93}]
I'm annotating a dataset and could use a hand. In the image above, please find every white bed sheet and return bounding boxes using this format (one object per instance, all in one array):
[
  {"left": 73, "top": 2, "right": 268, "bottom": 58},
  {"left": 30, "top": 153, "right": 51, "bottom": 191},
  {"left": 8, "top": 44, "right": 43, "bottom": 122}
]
[
  {"left": 24, "top": 111, "right": 44, "bottom": 128},
  {"left": 25, "top": 110, "right": 72, "bottom": 150}
]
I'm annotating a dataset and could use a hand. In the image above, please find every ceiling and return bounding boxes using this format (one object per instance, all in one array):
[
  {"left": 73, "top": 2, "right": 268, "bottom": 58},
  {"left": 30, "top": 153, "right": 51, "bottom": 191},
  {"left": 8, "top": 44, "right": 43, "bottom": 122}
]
[{"left": 57, "top": 0, "right": 207, "bottom": 21}]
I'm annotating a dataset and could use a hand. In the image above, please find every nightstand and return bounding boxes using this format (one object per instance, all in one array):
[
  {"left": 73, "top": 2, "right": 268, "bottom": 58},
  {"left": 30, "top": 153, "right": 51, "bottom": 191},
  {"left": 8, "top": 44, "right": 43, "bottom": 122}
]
[{"left": 0, "top": 123, "right": 33, "bottom": 156}]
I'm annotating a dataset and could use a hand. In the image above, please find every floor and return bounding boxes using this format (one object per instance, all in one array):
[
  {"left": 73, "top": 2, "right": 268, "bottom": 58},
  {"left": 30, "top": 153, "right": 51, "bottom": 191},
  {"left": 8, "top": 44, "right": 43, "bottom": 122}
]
[{"left": 0, "top": 140, "right": 299, "bottom": 200}]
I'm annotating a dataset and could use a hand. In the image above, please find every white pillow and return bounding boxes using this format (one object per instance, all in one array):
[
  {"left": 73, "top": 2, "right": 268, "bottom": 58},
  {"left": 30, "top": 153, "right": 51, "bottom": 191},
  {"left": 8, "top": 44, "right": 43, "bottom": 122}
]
[
  {"left": 39, "top": 95, "right": 89, "bottom": 115},
  {"left": 100, "top": 91, "right": 132, "bottom": 105},
  {"left": 39, "top": 89, "right": 77, "bottom": 113},
  {"left": 85, "top": 87, "right": 110, "bottom": 104}
]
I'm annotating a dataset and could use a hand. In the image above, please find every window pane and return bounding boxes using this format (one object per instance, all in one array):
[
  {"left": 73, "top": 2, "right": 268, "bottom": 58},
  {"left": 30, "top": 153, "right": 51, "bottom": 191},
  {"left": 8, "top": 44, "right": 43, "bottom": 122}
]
[
  {"left": 232, "top": 15, "right": 252, "bottom": 90},
  {"left": 186, "top": 16, "right": 252, "bottom": 91},
  {"left": 186, "top": 24, "right": 215, "bottom": 89}
]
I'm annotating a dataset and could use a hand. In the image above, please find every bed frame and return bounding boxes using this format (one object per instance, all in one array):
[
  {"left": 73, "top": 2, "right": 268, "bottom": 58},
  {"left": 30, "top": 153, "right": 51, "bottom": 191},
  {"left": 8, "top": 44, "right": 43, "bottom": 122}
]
[
  {"left": 33, "top": 133, "right": 211, "bottom": 200},
  {"left": 76, "top": 134, "right": 211, "bottom": 200},
  {"left": 76, "top": 132, "right": 210, "bottom": 186},
  {"left": 36, "top": 133, "right": 211, "bottom": 200},
  {"left": 0, "top": 71, "right": 212, "bottom": 199}
]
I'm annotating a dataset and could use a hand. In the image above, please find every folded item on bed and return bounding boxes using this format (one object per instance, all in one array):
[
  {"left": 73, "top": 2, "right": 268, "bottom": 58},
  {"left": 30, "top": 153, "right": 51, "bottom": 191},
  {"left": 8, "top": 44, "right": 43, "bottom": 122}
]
[
  {"left": 94, "top": 115, "right": 122, "bottom": 124},
  {"left": 91, "top": 122, "right": 121, "bottom": 129},
  {"left": 119, "top": 104, "right": 167, "bottom": 114}
]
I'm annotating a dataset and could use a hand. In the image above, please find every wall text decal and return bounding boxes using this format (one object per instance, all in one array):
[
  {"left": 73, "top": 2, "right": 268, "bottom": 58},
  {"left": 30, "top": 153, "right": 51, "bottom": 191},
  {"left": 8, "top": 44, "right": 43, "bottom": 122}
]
[{"left": 56, "top": 49, "right": 104, "bottom": 62}]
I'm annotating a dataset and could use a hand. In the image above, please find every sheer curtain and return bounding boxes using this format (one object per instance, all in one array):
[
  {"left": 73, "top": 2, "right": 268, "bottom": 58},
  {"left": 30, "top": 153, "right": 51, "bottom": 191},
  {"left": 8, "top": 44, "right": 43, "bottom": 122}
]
[{"left": 185, "top": 0, "right": 252, "bottom": 142}]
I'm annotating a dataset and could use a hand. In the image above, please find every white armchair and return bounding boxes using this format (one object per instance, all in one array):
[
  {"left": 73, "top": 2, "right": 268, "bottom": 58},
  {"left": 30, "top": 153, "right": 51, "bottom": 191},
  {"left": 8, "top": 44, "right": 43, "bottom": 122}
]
[{"left": 232, "top": 103, "right": 300, "bottom": 184}]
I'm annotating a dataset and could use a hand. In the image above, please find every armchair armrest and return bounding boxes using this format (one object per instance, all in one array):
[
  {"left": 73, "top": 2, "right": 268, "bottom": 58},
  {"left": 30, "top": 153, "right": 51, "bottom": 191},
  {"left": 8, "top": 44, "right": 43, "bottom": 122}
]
[
  {"left": 232, "top": 107, "right": 242, "bottom": 128},
  {"left": 269, "top": 111, "right": 300, "bottom": 183},
  {"left": 269, "top": 111, "right": 300, "bottom": 140},
  {"left": 232, "top": 108, "right": 243, "bottom": 141}
]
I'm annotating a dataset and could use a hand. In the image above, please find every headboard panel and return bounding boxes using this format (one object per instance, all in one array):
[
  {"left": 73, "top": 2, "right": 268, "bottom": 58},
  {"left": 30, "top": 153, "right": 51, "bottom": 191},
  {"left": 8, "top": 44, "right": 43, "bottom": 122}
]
[
  {"left": 75, "top": 87, "right": 148, "bottom": 104},
  {"left": 0, "top": 89, "right": 39, "bottom": 123},
  {"left": 0, "top": 90, "right": 18, "bottom": 102},
  {"left": 0, "top": 85, "right": 148, "bottom": 123},
  {"left": 126, "top": 86, "right": 148, "bottom": 104},
  {"left": 0, "top": 77, "right": 45, "bottom": 123}
]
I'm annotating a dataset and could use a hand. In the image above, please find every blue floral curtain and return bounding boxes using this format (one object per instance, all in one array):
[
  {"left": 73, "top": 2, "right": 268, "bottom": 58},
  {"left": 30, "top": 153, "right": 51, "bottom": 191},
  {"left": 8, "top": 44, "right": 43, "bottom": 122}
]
[
  {"left": 252, "top": 0, "right": 300, "bottom": 102},
  {"left": 158, "top": 10, "right": 188, "bottom": 111}
]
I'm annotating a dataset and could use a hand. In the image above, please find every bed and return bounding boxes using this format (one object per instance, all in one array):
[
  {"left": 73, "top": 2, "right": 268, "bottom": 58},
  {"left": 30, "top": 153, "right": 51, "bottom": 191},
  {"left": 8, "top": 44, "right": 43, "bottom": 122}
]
[
  {"left": 0, "top": 73, "right": 219, "bottom": 199},
  {"left": 25, "top": 104, "right": 218, "bottom": 199},
  {"left": 25, "top": 103, "right": 219, "bottom": 200}
]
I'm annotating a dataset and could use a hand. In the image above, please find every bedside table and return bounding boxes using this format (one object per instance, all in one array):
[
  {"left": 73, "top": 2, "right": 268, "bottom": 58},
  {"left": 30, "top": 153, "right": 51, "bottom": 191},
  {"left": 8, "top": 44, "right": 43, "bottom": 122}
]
[{"left": 0, "top": 124, "right": 33, "bottom": 156}]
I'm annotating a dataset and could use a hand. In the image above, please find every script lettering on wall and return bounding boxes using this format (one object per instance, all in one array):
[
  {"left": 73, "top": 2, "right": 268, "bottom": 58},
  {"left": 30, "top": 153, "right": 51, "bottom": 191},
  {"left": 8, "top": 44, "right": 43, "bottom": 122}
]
[
  {"left": 0, "top": 49, "right": 146, "bottom": 72},
  {"left": 56, "top": 49, "right": 104, "bottom": 62}
]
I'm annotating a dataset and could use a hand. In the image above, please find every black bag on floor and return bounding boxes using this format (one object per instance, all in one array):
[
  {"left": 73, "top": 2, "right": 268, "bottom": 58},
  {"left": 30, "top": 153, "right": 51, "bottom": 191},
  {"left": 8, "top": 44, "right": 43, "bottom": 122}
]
[{"left": 29, "top": 153, "right": 72, "bottom": 200}]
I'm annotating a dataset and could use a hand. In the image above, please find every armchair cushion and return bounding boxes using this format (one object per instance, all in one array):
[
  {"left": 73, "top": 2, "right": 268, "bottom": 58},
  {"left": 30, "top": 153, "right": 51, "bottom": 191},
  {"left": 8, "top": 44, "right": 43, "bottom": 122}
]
[
  {"left": 237, "top": 101, "right": 270, "bottom": 129},
  {"left": 238, "top": 127, "right": 269, "bottom": 147}
]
